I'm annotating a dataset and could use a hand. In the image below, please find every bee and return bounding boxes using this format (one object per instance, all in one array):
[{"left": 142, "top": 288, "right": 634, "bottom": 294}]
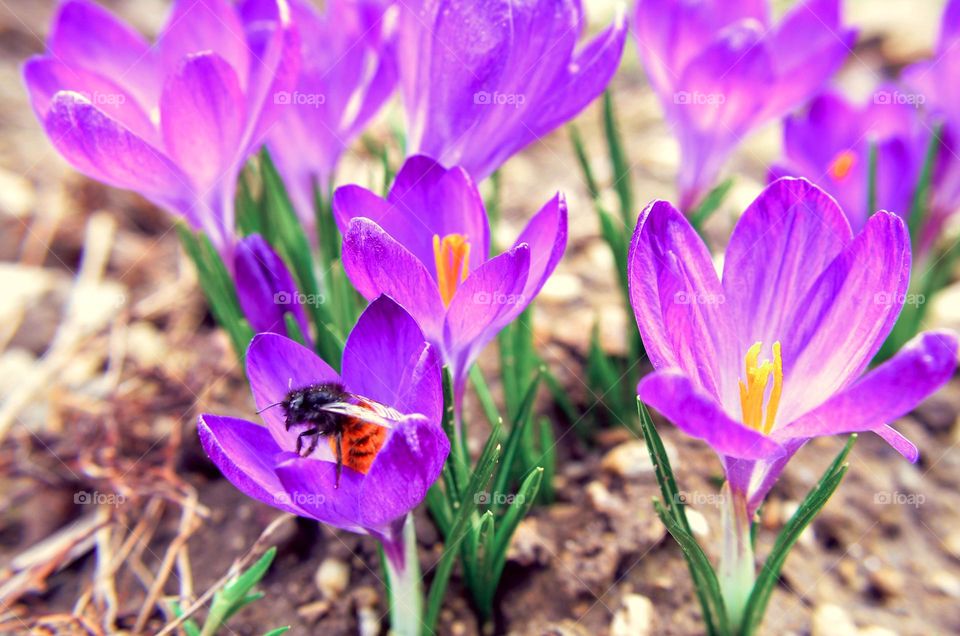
[{"left": 270, "top": 382, "right": 404, "bottom": 488}]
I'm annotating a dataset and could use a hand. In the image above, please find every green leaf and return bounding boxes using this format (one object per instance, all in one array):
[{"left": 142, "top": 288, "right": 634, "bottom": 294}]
[
  {"left": 491, "top": 467, "right": 543, "bottom": 569},
  {"left": 908, "top": 123, "right": 943, "bottom": 246},
  {"left": 690, "top": 178, "right": 734, "bottom": 232},
  {"left": 221, "top": 547, "right": 277, "bottom": 603},
  {"left": 587, "top": 321, "right": 627, "bottom": 421},
  {"left": 423, "top": 424, "right": 503, "bottom": 634},
  {"left": 176, "top": 224, "right": 253, "bottom": 360},
  {"left": 602, "top": 91, "right": 634, "bottom": 228},
  {"left": 491, "top": 370, "right": 542, "bottom": 506},
  {"left": 569, "top": 124, "right": 601, "bottom": 201},
  {"left": 540, "top": 366, "right": 580, "bottom": 426},
  {"left": 262, "top": 628, "right": 291, "bottom": 636},
  {"left": 535, "top": 417, "right": 556, "bottom": 504},
  {"left": 168, "top": 600, "right": 202, "bottom": 636},
  {"left": 867, "top": 141, "right": 879, "bottom": 217},
  {"left": 653, "top": 499, "right": 729, "bottom": 636},
  {"left": 469, "top": 365, "right": 502, "bottom": 429},
  {"left": 740, "top": 435, "right": 855, "bottom": 636}
]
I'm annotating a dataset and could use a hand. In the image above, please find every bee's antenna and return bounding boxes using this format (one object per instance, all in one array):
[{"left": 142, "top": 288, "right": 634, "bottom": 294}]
[{"left": 256, "top": 401, "right": 283, "bottom": 414}]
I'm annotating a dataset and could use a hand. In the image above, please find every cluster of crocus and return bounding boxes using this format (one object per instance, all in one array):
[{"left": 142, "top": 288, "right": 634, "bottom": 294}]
[
  {"left": 198, "top": 296, "right": 447, "bottom": 571},
  {"left": 772, "top": 88, "right": 927, "bottom": 232},
  {"left": 333, "top": 156, "right": 567, "bottom": 403},
  {"left": 266, "top": 0, "right": 397, "bottom": 225},
  {"left": 397, "top": 0, "right": 627, "bottom": 180},
  {"left": 633, "top": 0, "right": 855, "bottom": 211},
  {"left": 902, "top": 0, "right": 960, "bottom": 250},
  {"left": 24, "top": 0, "right": 299, "bottom": 256},
  {"left": 629, "top": 177, "right": 958, "bottom": 624}
]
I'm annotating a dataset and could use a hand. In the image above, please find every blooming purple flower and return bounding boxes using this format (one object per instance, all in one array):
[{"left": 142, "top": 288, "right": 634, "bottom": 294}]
[
  {"left": 198, "top": 296, "right": 447, "bottom": 565},
  {"left": 333, "top": 156, "right": 567, "bottom": 399},
  {"left": 397, "top": 0, "right": 626, "bottom": 180},
  {"left": 267, "top": 0, "right": 397, "bottom": 224},
  {"left": 629, "top": 178, "right": 957, "bottom": 516},
  {"left": 903, "top": 0, "right": 960, "bottom": 252},
  {"left": 634, "top": 0, "right": 855, "bottom": 211},
  {"left": 24, "top": 0, "right": 300, "bottom": 256},
  {"left": 233, "top": 234, "right": 311, "bottom": 343},
  {"left": 771, "top": 88, "right": 927, "bottom": 232}
]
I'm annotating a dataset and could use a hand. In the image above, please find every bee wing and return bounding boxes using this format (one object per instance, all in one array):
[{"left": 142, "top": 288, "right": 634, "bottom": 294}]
[{"left": 321, "top": 397, "right": 421, "bottom": 429}]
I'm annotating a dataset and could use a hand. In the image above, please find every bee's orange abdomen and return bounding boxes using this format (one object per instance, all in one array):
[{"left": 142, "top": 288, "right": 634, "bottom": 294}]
[{"left": 330, "top": 418, "right": 388, "bottom": 474}]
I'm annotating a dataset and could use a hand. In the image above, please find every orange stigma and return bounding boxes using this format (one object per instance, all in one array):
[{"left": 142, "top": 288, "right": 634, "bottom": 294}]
[
  {"left": 828, "top": 149, "right": 856, "bottom": 181},
  {"left": 738, "top": 341, "right": 783, "bottom": 435},
  {"left": 433, "top": 233, "right": 471, "bottom": 306}
]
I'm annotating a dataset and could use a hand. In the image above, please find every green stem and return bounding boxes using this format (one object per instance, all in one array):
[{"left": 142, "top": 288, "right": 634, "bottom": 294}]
[
  {"left": 383, "top": 515, "right": 423, "bottom": 636},
  {"left": 719, "top": 484, "right": 754, "bottom": 632}
]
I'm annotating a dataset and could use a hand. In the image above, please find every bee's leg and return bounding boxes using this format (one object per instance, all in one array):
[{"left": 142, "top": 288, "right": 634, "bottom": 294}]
[
  {"left": 334, "top": 431, "right": 343, "bottom": 489},
  {"left": 296, "top": 428, "right": 318, "bottom": 455}
]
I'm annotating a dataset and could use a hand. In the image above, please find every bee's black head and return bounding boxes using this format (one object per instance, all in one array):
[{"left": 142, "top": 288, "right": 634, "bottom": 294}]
[{"left": 281, "top": 382, "right": 347, "bottom": 431}]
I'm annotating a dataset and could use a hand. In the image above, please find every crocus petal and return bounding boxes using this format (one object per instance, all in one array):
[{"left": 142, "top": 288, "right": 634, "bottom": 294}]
[
  {"left": 160, "top": 52, "right": 246, "bottom": 187},
  {"left": 197, "top": 414, "right": 305, "bottom": 516},
  {"left": 763, "top": 0, "right": 855, "bottom": 118},
  {"left": 360, "top": 414, "right": 450, "bottom": 528},
  {"left": 236, "top": 0, "right": 302, "bottom": 149},
  {"left": 43, "top": 92, "right": 188, "bottom": 206},
  {"left": 341, "top": 218, "right": 446, "bottom": 337},
  {"left": 48, "top": 0, "right": 158, "bottom": 107},
  {"left": 274, "top": 453, "right": 367, "bottom": 532},
  {"left": 233, "top": 234, "right": 309, "bottom": 339},
  {"left": 246, "top": 333, "right": 340, "bottom": 450},
  {"left": 672, "top": 23, "right": 775, "bottom": 207},
  {"left": 444, "top": 244, "right": 530, "bottom": 374},
  {"left": 513, "top": 193, "right": 568, "bottom": 302},
  {"left": 533, "top": 11, "right": 628, "bottom": 133},
  {"left": 341, "top": 296, "right": 442, "bottom": 425},
  {"left": 24, "top": 57, "right": 157, "bottom": 145},
  {"left": 638, "top": 370, "right": 786, "bottom": 461},
  {"left": 628, "top": 200, "right": 734, "bottom": 399},
  {"left": 158, "top": 0, "right": 250, "bottom": 87},
  {"left": 777, "top": 330, "right": 957, "bottom": 459},
  {"left": 781, "top": 211, "right": 911, "bottom": 420},
  {"left": 723, "top": 178, "right": 853, "bottom": 353}
]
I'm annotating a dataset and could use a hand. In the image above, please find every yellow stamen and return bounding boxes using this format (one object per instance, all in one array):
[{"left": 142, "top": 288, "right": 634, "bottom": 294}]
[
  {"left": 432, "top": 233, "right": 471, "bottom": 307},
  {"left": 828, "top": 149, "right": 856, "bottom": 181},
  {"left": 737, "top": 341, "right": 783, "bottom": 435}
]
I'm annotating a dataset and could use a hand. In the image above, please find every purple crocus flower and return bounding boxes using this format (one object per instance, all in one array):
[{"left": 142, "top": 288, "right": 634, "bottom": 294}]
[
  {"left": 634, "top": 0, "right": 855, "bottom": 211},
  {"left": 397, "top": 0, "right": 627, "bottom": 180},
  {"left": 233, "top": 234, "right": 312, "bottom": 344},
  {"left": 771, "top": 88, "right": 927, "bottom": 232},
  {"left": 903, "top": 0, "right": 960, "bottom": 252},
  {"left": 23, "top": 0, "right": 299, "bottom": 256},
  {"left": 198, "top": 296, "right": 447, "bottom": 568},
  {"left": 267, "top": 0, "right": 397, "bottom": 224},
  {"left": 333, "top": 156, "right": 567, "bottom": 400},
  {"left": 630, "top": 178, "right": 957, "bottom": 518}
]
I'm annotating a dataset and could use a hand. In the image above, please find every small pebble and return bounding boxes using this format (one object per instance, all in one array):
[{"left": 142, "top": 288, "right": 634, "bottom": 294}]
[
  {"left": 868, "top": 566, "right": 903, "bottom": 598},
  {"left": 315, "top": 557, "right": 350, "bottom": 600},
  {"left": 812, "top": 604, "right": 857, "bottom": 636},
  {"left": 685, "top": 509, "right": 710, "bottom": 538},
  {"left": 610, "top": 594, "right": 654, "bottom": 636},
  {"left": 601, "top": 440, "right": 655, "bottom": 478}
]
